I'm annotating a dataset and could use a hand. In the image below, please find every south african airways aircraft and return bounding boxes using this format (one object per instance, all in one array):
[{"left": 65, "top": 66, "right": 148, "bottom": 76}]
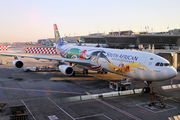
[{"left": 0, "top": 24, "right": 177, "bottom": 92}]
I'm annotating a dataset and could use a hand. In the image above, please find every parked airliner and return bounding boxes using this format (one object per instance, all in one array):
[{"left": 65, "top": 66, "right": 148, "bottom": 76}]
[{"left": 0, "top": 24, "right": 177, "bottom": 92}]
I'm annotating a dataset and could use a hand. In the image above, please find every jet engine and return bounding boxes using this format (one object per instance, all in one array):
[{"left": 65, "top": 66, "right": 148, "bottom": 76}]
[
  {"left": 13, "top": 59, "right": 24, "bottom": 68},
  {"left": 59, "top": 64, "right": 74, "bottom": 76}
]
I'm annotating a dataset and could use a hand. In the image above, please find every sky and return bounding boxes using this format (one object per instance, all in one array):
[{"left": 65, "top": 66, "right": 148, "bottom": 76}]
[{"left": 0, "top": 0, "right": 180, "bottom": 42}]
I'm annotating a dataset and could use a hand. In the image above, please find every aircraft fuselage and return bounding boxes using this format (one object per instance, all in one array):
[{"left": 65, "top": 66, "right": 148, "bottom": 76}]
[{"left": 57, "top": 44, "right": 177, "bottom": 81}]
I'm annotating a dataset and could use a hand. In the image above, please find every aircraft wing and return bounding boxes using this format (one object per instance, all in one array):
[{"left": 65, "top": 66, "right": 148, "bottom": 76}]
[{"left": 0, "top": 53, "right": 97, "bottom": 66}]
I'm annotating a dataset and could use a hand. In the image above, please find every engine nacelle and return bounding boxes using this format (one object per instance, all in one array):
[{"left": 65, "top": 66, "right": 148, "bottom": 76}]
[
  {"left": 13, "top": 59, "right": 24, "bottom": 68},
  {"left": 59, "top": 64, "right": 74, "bottom": 76}
]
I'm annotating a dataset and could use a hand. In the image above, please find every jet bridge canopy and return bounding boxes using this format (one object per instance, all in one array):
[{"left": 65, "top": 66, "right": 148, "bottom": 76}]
[{"left": 157, "top": 53, "right": 173, "bottom": 65}]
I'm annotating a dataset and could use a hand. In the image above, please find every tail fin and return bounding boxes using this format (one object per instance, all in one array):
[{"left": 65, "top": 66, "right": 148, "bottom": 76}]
[{"left": 53, "top": 24, "right": 64, "bottom": 46}]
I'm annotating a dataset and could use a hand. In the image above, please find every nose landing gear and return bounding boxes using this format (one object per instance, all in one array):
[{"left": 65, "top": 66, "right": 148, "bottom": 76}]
[{"left": 143, "top": 81, "right": 152, "bottom": 93}]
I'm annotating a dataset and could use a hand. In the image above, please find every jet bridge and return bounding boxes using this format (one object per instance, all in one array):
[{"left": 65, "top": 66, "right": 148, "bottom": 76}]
[{"left": 157, "top": 52, "right": 179, "bottom": 71}]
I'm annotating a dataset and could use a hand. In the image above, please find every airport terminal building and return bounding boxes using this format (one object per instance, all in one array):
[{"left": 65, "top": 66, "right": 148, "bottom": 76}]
[{"left": 63, "top": 29, "right": 180, "bottom": 49}]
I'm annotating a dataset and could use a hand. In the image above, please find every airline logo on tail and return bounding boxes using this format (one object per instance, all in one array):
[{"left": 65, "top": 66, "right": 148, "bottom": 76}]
[
  {"left": 53, "top": 24, "right": 60, "bottom": 43},
  {"left": 54, "top": 24, "right": 64, "bottom": 47}
]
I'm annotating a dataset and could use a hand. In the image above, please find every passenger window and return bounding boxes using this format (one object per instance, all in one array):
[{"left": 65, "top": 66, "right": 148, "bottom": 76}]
[
  {"left": 160, "top": 63, "right": 163, "bottom": 66},
  {"left": 155, "top": 62, "right": 160, "bottom": 66},
  {"left": 164, "top": 63, "right": 170, "bottom": 66}
]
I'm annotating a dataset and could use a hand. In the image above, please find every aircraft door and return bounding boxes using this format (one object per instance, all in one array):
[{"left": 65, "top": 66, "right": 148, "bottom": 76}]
[{"left": 138, "top": 57, "right": 147, "bottom": 71}]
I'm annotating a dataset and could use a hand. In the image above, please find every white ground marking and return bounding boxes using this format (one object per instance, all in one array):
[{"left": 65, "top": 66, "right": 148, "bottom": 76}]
[
  {"left": 47, "top": 115, "right": 59, "bottom": 120},
  {"left": 21, "top": 100, "right": 36, "bottom": 120},
  {"left": 47, "top": 97, "right": 75, "bottom": 120},
  {"left": 136, "top": 102, "right": 177, "bottom": 113}
]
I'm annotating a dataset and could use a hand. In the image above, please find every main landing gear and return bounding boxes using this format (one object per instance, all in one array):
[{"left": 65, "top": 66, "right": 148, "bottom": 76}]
[
  {"left": 97, "top": 71, "right": 108, "bottom": 74},
  {"left": 82, "top": 69, "right": 88, "bottom": 74},
  {"left": 143, "top": 81, "right": 152, "bottom": 93}
]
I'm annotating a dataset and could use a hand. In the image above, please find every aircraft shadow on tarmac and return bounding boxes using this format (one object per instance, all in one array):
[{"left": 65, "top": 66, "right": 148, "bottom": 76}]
[{"left": 0, "top": 67, "right": 119, "bottom": 81}]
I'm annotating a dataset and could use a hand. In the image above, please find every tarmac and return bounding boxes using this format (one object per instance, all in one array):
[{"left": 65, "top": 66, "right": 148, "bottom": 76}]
[{"left": 0, "top": 46, "right": 180, "bottom": 120}]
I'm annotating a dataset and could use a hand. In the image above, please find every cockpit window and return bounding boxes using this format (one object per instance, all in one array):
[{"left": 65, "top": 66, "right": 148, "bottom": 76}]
[
  {"left": 155, "top": 62, "right": 170, "bottom": 67},
  {"left": 164, "top": 63, "right": 170, "bottom": 66},
  {"left": 155, "top": 62, "right": 160, "bottom": 66},
  {"left": 160, "top": 63, "right": 163, "bottom": 66}
]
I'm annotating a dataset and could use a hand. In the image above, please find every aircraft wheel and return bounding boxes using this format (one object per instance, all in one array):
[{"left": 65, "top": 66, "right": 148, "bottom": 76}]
[
  {"left": 85, "top": 69, "right": 88, "bottom": 74},
  {"left": 143, "top": 87, "right": 150, "bottom": 93},
  {"left": 82, "top": 69, "right": 86, "bottom": 74},
  {"left": 82, "top": 69, "right": 88, "bottom": 74}
]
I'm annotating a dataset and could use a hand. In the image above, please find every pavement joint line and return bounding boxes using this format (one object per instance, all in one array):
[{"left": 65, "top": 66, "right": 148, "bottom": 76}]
[
  {"left": 0, "top": 97, "right": 48, "bottom": 103},
  {"left": 86, "top": 92, "right": 141, "bottom": 120},
  {"left": 47, "top": 97, "right": 75, "bottom": 120},
  {"left": 21, "top": 100, "right": 36, "bottom": 120},
  {"left": 21, "top": 97, "right": 49, "bottom": 101},
  {"left": 0, "top": 86, "right": 83, "bottom": 95}
]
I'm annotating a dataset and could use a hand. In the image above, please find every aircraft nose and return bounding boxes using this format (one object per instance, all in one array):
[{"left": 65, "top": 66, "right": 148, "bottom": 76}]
[{"left": 169, "top": 66, "right": 178, "bottom": 78}]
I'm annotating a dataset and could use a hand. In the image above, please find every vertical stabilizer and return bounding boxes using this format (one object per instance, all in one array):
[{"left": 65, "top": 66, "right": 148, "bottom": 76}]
[
  {"left": 54, "top": 24, "right": 60, "bottom": 43},
  {"left": 53, "top": 24, "right": 64, "bottom": 46}
]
